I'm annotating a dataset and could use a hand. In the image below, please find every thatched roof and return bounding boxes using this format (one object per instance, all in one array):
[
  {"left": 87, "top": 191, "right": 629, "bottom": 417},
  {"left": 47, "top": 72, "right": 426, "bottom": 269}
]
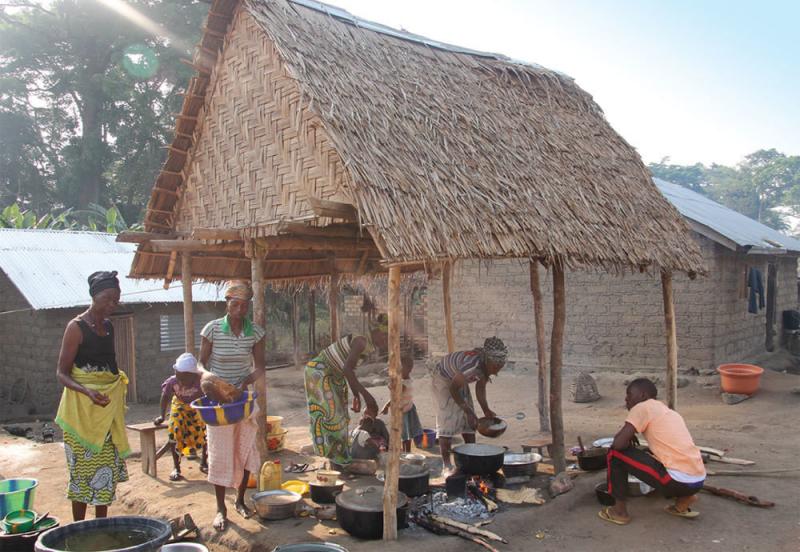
[{"left": 129, "top": 0, "right": 704, "bottom": 282}]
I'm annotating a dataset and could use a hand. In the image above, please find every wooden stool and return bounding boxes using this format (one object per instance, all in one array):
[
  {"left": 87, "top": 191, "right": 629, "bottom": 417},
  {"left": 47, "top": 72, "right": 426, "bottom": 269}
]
[
  {"left": 522, "top": 434, "right": 553, "bottom": 458},
  {"left": 127, "top": 423, "right": 168, "bottom": 478}
]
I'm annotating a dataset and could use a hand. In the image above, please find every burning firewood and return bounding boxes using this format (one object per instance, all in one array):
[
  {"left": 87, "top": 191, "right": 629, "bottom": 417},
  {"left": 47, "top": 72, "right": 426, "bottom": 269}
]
[{"left": 430, "top": 514, "right": 508, "bottom": 543}]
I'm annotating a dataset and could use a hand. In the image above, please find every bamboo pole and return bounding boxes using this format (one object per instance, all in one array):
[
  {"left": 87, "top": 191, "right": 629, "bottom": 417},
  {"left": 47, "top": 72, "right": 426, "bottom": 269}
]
[
  {"left": 383, "top": 265, "right": 402, "bottom": 540},
  {"left": 549, "top": 263, "right": 566, "bottom": 474},
  {"left": 329, "top": 271, "right": 340, "bottom": 341},
  {"left": 181, "top": 254, "right": 195, "bottom": 354},
  {"left": 529, "top": 260, "right": 549, "bottom": 433},
  {"left": 661, "top": 271, "right": 678, "bottom": 410},
  {"left": 443, "top": 261, "right": 455, "bottom": 353},
  {"left": 251, "top": 244, "right": 268, "bottom": 462},
  {"left": 765, "top": 262, "right": 777, "bottom": 352},
  {"left": 292, "top": 290, "right": 300, "bottom": 366},
  {"left": 308, "top": 290, "right": 316, "bottom": 353}
]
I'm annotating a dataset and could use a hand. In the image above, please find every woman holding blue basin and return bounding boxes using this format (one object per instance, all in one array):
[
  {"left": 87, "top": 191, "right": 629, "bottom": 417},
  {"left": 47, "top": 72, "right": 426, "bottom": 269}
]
[
  {"left": 54, "top": 271, "right": 129, "bottom": 522},
  {"left": 198, "top": 280, "right": 266, "bottom": 532}
]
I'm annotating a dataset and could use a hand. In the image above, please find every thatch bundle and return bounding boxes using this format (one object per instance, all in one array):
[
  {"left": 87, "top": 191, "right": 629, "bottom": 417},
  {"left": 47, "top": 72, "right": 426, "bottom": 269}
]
[{"left": 131, "top": 0, "right": 704, "bottom": 282}]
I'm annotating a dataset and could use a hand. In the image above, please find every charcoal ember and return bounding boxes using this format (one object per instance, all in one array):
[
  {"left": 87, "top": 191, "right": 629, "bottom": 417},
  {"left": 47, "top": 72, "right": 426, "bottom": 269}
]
[{"left": 429, "top": 491, "right": 490, "bottom": 523}]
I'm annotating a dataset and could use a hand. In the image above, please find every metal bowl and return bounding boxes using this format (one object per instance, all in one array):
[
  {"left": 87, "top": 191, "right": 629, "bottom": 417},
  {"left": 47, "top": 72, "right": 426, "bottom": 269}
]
[
  {"left": 502, "top": 452, "right": 541, "bottom": 478},
  {"left": 252, "top": 490, "right": 302, "bottom": 520}
]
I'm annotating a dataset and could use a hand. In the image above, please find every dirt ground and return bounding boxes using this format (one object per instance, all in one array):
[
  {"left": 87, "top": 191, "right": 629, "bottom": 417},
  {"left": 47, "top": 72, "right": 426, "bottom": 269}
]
[{"left": 2, "top": 357, "right": 799, "bottom": 552}]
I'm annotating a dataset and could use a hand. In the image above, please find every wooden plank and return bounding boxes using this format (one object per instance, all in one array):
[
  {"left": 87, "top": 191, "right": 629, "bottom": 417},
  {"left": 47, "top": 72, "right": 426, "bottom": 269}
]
[
  {"left": 150, "top": 240, "right": 244, "bottom": 253},
  {"left": 442, "top": 261, "right": 455, "bottom": 353},
  {"left": 251, "top": 243, "right": 268, "bottom": 463},
  {"left": 192, "top": 227, "right": 243, "bottom": 240},
  {"left": 708, "top": 456, "right": 755, "bottom": 466},
  {"left": 383, "top": 265, "right": 402, "bottom": 540},
  {"left": 529, "top": 260, "right": 549, "bottom": 433},
  {"left": 116, "top": 231, "right": 177, "bottom": 244},
  {"left": 259, "top": 236, "right": 376, "bottom": 253},
  {"left": 765, "top": 262, "right": 777, "bottom": 352},
  {"left": 549, "top": 263, "right": 566, "bottom": 474},
  {"left": 278, "top": 221, "right": 361, "bottom": 239},
  {"left": 329, "top": 271, "right": 340, "bottom": 341},
  {"left": 661, "top": 271, "right": 678, "bottom": 410},
  {"left": 181, "top": 254, "right": 195, "bottom": 354},
  {"left": 307, "top": 196, "right": 357, "bottom": 221}
]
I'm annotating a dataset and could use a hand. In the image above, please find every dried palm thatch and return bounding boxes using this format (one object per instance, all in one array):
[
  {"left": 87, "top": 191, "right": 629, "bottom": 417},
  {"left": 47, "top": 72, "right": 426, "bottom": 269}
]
[{"left": 130, "top": 0, "right": 704, "bottom": 283}]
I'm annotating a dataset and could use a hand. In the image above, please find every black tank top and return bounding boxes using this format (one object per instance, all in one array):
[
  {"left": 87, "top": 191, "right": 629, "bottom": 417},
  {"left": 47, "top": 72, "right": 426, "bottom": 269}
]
[{"left": 73, "top": 319, "right": 118, "bottom": 374}]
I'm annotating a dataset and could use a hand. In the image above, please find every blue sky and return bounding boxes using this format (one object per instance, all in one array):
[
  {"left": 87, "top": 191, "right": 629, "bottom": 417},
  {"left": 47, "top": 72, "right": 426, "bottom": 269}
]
[{"left": 330, "top": 0, "right": 799, "bottom": 166}]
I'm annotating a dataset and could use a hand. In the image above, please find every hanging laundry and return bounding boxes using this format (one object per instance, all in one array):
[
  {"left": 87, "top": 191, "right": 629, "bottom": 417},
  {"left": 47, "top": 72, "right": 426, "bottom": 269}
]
[{"left": 747, "top": 267, "right": 765, "bottom": 314}]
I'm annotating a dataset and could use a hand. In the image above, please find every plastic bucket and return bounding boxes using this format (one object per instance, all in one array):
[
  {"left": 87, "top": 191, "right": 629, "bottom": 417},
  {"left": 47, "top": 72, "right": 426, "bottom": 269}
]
[
  {"left": 266, "top": 416, "right": 284, "bottom": 434},
  {"left": 0, "top": 479, "right": 38, "bottom": 519},
  {"left": 413, "top": 429, "right": 436, "bottom": 449},
  {"left": 718, "top": 364, "right": 764, "bottom": 395}
]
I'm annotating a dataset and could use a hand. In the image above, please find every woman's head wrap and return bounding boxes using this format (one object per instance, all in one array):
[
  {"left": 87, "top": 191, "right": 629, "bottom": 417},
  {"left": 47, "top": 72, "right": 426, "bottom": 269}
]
[
  {"left": 224, "top": 280, "right": 253, "bottom": 301},
  {"left": 483, "top": 336, "right": 508, "bottom": 363},
  {"left": 173, "top": 352, "right": 199, "bottom": 373},
  {"left": 88, "top": 271, "right": 120, "bottom": 297}
]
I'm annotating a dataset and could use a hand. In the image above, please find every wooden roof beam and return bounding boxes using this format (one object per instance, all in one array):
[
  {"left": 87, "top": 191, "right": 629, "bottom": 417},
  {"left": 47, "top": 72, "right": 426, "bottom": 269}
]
[
  {"left": 149, "top": 240, "right": 244, "bottom": 253},
  {"left": 192, "top": 227, "right": 243, "bottom": 241},
  {"left": 116, "top": 231, "right": 181, "bottom": 244},
  {"left": 258, "top": 235, "right": 377, "bottom": 253},
  {"left": 278, "top": 221, "right": 361, "bottom": 239},
  {"left": 307, "top": 196, "right": 358, "bottom": 222}
]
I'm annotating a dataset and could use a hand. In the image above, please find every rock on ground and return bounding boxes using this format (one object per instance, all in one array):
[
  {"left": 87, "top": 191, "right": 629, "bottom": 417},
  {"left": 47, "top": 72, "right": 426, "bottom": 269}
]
[{"left": 721, "top": 392, "right": 750, "bottom": 405}]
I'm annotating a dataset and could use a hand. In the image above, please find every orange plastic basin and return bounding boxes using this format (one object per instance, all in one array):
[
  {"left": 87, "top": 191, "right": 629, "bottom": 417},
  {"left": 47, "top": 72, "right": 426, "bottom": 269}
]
[{"left": 717, "top": 364, "right": 764, "bottom": 395}]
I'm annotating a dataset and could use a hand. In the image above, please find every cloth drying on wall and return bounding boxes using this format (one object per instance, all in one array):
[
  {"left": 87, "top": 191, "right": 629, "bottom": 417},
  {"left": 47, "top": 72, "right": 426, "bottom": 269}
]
[{"left": 747, "top": 267, "right": 765, "bottom": 314}]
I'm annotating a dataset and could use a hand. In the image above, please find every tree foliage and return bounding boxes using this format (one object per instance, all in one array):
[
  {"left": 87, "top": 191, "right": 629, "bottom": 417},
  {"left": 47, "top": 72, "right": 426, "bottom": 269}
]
[
  {"left": 0, "top": 0, "right": 206, "bottom": 223},
  {"left": 0, "top": 201, "right": 136, "bottom": 232},
  {"left": 650, "top": 149, "right": 800, "bottom": 232}
]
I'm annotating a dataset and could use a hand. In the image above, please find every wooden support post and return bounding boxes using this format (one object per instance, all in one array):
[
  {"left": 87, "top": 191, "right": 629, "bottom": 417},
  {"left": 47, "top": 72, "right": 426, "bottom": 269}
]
[
  {"left": 251, "top": 244, "right": 268, "bottom": 462},
  {"left": 529, "top": 260, "right": 549, "bottom": 433},
  {"left": 164, "top": 251, "right": 178, "bottom": 289},
  {"left": 549, "top": 263, "right": 566, "bottom": 474},
  {"left": 308, "top": 290, "right": 316, "bottom": 354},
  {"left": 661, "top": 271, "right": 678, "bottom": 410},
  {"left": 383, "top": 266, "right": 402, "bottom": 540},
  {"left": 292, "top": 290, "right": 300, "bottom": 366},
  {"left": 765, "top": 262, "right": 777, "bottom": 352},
  {"left": 443, "top": 261, "right": 455, "bottom": 353},
  {"left": 329, "top": 272, "right": 340, "bottom": 341},
  {"left": 181, "top": 254, "right": 195, "bottom": 354}
]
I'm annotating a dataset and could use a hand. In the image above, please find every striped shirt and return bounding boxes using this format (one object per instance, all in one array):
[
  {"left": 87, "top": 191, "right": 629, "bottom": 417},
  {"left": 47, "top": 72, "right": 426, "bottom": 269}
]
[
  {"left": 201, "top": 316, "right": 266, "bottom": 386},
  {"left": 436, "top": 350, "right": 484, "bottom": 383},
  {"left": 312, "top": 335, "right": 353, "bottom": 374}
]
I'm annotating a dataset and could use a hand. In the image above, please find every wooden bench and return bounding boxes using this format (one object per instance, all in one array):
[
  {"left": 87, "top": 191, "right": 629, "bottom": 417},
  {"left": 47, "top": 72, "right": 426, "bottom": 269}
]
[
  {"left": 521, "top": 433, "right": 553, "bottom": 458},
  {"left": 126, "top": 422, "right": 168, "bottom": 478}
]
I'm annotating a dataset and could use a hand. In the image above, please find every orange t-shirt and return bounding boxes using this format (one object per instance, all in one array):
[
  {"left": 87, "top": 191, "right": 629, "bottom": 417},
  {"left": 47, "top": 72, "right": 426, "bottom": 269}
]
[{"left": 626, "top": 399, "right": 705, "bottom": 477}]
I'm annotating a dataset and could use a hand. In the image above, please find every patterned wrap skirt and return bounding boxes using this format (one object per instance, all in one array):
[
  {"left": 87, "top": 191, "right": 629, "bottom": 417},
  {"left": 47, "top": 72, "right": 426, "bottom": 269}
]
[
  {"left": 63, "top": 431, "right": 129, "bottom": 506},
  {"left": 401, "top": 404, "right": 424, "bottom": 442},
  {"left": 168, "top": 396, "right": 207, "bottom": 455},
  {"left": 304, "top": 360, "right": 351, "bottom": 465}
]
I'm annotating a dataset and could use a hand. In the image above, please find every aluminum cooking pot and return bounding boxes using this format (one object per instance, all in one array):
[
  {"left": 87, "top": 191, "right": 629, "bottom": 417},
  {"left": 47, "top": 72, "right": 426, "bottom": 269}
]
[
  {"left": 453, "top": 443, "right": 506, "bottom": 475},
  {"left": 502, "top": 451, "right": 542, "bottom": 478}
]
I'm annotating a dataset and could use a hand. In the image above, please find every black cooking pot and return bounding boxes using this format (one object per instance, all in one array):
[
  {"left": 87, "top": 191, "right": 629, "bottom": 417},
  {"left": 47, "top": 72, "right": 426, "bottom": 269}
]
[
  {"left": 398, "top": 470, "right": 429, "bottom": 497},
  {"left": 335, "top": 486, "right": 408, "bottom": 540},
  {"left": 310, "top": 481, "right": 344, "bottom": 504},
  {"left": 453, "top": 443, "right": 506, "bottom": 475},
  {"left": 577, "top": 448, "right": 607, "bottom": 471}
]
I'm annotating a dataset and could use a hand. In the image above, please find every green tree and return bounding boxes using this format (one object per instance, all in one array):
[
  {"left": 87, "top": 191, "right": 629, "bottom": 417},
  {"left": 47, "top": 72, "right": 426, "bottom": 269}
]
[{"left": 0, "top": 0, "right": 205, "bottom": 222}]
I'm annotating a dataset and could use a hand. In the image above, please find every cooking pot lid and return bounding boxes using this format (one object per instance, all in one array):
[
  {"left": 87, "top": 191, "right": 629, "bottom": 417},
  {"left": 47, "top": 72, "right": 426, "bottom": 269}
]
[
  {"left": 453, "top": 443, "right": 505, "bottom": 457},
  {"left": 336, "top": 486, "right": 408, "bottom": 512}
]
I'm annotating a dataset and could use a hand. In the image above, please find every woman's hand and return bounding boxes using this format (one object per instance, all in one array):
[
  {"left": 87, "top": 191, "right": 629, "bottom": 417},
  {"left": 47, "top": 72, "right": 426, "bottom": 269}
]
[
  {"left": 351, "top": 395, "right": 361, "bottom": 413},
  {"left": 153, "top": 415, "right": 165, "bottom": 426},
  {"left": 364, "top": 395, "right": 379, "bottom": 419},
  {"left": 483, "top": 408, "right": 496, "bottom": 419},
  {"left": 86, "top": 389, "right": 110, "bottom": 407}
]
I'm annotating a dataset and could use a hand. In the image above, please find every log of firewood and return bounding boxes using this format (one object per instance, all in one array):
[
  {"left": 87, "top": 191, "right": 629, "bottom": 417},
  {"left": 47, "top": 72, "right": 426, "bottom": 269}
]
[
  {"left": 415, "top": 516, "right": 499, "bottom": 552},
  {"left": 701, "top": 484, "right": 774, "bottom": 507},
  {"left": 430, "top": 515, "right": 507, "bottom": 543}
]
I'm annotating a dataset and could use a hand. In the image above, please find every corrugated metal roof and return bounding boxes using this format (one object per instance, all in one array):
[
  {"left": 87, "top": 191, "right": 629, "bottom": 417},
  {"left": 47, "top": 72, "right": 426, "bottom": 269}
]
[
  {"left": 0, "top": 229, "right": 224, "bottom": 310},
  {"left": 655, "top": 178, "right": 800, "bottom": 254}
]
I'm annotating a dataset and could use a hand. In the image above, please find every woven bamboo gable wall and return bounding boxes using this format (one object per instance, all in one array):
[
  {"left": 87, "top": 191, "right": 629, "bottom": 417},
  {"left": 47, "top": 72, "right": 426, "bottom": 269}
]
[{"left": 175, "top": 8, "right": 353, "bottom": 238}]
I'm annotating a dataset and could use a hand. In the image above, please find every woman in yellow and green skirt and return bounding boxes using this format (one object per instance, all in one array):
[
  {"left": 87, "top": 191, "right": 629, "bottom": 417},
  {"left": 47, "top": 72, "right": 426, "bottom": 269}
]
[{"left": 55, "top": 271, "right": 129, "bottom": 521}]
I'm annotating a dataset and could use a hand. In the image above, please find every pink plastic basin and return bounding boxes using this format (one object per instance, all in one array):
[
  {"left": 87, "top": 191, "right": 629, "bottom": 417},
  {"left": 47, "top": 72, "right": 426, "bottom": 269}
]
[{"left": 717, "top": 364, "right": 764, "bottom": 395}]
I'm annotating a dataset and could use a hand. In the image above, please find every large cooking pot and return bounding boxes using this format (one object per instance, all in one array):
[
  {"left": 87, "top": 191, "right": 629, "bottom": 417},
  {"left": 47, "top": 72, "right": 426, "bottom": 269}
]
[
  {"left": 577, "top": 448, "right": 607, "bottom": 471},
  {"left": 335, "top": 486, "right": 408, "bottom": 540},
  {"left": 502, "top": 451, "right": 541, "bottom": 478},
  {"left": 453, "top": 444, "right": 506, "bottom": 475},
  {"left": 397, "top": 466, "right": 429, "bottom": 497},
  {"left": 35, "top": 516, "right": 170, "bottom": 552}
]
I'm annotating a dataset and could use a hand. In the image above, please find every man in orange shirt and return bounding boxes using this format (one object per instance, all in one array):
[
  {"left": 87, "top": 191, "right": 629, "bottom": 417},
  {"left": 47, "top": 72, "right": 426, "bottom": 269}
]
[{"left": 599, "top": 378, "right": 706, "bottom": 525}]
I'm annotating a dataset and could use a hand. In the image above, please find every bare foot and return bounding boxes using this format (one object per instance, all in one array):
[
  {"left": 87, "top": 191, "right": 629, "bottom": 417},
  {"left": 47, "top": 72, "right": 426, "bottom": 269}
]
[
  {"left": 213, "top": 511, "right": 227, "bottom": 532},
  {"left": 234, "top": 501, "right": 253, "bottom": 519}
]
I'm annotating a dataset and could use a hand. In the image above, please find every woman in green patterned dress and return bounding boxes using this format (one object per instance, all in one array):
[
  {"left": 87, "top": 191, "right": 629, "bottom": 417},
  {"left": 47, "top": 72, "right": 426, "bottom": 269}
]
[
  {"left": 304, "top": 334, "right": 378, "bottom": 466},
  {"left": 55, "top": 271, "right": 129, "bottom": 521}
]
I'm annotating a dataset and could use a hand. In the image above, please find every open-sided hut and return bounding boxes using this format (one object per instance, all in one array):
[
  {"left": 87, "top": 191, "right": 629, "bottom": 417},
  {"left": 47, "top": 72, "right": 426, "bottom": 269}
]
[{"left": 126, "top": 0, "right": 705, "bottom": 539}]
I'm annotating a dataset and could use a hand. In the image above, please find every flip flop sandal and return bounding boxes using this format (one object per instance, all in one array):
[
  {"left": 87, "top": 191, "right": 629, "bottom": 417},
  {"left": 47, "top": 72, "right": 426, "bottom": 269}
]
[
  {"left": 199, "top": 464, "right": 209, "bottom": 474},
  {"left": 665, "top": 505, "right": 699, "bottom": 518},
  {"left": 169, "top": 469, "right": 182, "bottom": 482},
  {"left": 598, "top": 507, "right": 630, "bottom": 526}
]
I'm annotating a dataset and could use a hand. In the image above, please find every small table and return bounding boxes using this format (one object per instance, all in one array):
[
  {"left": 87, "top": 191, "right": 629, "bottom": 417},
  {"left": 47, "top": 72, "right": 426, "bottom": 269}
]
[
  {"left": 522, "top": 433, "right": 553, "bottom": 458},
  {"left": 126, "top": 423, "right": 168, "bottom": 478}
]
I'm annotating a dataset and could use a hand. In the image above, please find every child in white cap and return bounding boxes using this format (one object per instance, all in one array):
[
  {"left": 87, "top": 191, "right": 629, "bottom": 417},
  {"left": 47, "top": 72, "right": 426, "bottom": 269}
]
[{"left": 154, "top": 352, "right": 207, "bottom": 480}]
